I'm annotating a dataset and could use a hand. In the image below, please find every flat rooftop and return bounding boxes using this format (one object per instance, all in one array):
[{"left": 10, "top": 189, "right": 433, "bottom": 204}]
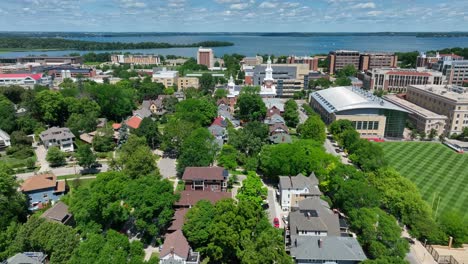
[
  {"left": 409, "top": 85, "right": 468, "bottom": 103},
  {"left": 383, "top": 95, "right": 447, "bottom": 120}
]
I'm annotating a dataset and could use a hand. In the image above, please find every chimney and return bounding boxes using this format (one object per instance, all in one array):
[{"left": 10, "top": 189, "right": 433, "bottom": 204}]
[
  {"left": 318, "top": 239, "right": 323, "bottom": 248},
  {"left": 448, "top": 236, "right": 453, "bottom": 250},
  {"left": 294, "top": 239, "right": 297, "bottom": 247},
  {"left": 307, "top": 212, "right": 311, "bottom": 220},
  {"left": 170, "top": 246, "right": 175, "bottom": 255}
]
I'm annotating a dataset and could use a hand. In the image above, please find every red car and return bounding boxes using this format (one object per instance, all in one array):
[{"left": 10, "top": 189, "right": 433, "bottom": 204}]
[{"left": 273, "top": 217, "right": 280, "bottom": 228}]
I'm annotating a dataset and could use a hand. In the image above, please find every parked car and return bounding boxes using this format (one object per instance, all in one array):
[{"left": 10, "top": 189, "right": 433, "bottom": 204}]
[
  {"left": 273, "top": 217, "right": 280, "bottom": 228},
  {"left": 405, "top": 237, "right": 415, "bottom": 244}
]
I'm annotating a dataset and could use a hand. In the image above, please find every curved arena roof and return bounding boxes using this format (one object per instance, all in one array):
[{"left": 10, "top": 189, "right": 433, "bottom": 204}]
[{"left": 311, "top": 86, "right": 408, "bottom": 114}]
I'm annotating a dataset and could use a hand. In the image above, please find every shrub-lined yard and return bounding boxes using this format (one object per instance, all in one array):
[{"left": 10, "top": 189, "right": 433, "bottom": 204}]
[{"left": 380, "top": 142, "right": 468, "bottom": 220}]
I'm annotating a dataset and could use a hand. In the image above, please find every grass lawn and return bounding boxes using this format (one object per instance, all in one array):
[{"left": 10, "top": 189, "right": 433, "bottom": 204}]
[{"left": 380, "top": 142, "right": 468, "bottom": 220}]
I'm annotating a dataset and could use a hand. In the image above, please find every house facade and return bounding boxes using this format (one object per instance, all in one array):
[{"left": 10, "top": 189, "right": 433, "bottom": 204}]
[
  {"left": 278, "top": 173, "right": 321, "bottom": 211},
  {"left": 20, "top": 174, "right": 66, "bottom": 210},
  {"left": 0, "top": 129, "right": 11, "bottom": 149},
  {"left": 39, "top": 127, "right": 75, "bottom": 152},
  {"left": 160, "top": 230, "right": 200, "bottom": 264},
  {"left": 182, "top": 167, "right": 228, "bottom": 192}
]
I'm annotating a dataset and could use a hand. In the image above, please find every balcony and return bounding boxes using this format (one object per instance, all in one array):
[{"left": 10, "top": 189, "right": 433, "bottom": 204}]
[{"left": 186, "top": 251, "right": 200, "bottom": 264}]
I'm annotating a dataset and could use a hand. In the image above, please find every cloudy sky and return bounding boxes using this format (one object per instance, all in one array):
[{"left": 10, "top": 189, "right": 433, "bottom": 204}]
[{"left": 0, "top": 0, "right": 466, "bottom": 32}]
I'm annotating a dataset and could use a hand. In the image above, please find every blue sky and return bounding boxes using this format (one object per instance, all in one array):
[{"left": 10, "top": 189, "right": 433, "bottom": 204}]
[{"left": 0, "top": 0, "right": 467, "bottom": 32}]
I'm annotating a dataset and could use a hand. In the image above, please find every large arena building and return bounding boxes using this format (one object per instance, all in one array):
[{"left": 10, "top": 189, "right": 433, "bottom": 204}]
[{"left": 310, "top": 86, "right": 408, "bottom": 138}]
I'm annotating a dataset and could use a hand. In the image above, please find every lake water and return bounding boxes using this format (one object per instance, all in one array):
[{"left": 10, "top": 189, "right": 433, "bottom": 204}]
[{"left": 2, "top": 34, "right": 468, "bottom": 58}]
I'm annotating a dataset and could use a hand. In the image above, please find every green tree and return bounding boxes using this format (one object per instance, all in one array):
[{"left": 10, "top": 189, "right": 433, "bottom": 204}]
[
  {"left": 46, "top": 146, "right": 66, "bottom": 167},
  {"left": 35, "top": 90, "right": 66, "bottom": 126},
  {"left": 86, "top": 83, "right": 134, "bottom": 121},
  {"left": 161, "top": 119, "right": 200, "bottom": 155},
  {"left": 438, "top": 211, "right": 468, "bottom": 247},
  {"left": 283, "top": 99, "right": 299, "bottom": 127},
  {"left": 0, "top": 95, "right": 17, "bottom": 133},
  {"left": 175, "top": 98, "right": 217, "bottom": 127},
  {"left": 228, "top": 121, "right": 269, "bottom": 156},
  {"left": 76, "top": 144, "right": 97, "bottom": 169},
  {"left": 348, "top": 140, "right": 387, "bottom": 171},
  {"left": 214, "top": 88, "right": 229, "bottom": 100},
  {"left": 199, "top": 73, "right": 215, "bottom": 95},
  {"left": 334, "top": 77, "right": 352, "bottom": 86},
  {"left": 234, "top": 87, "right": 266, "bottom": 122},
  {"left": 297, "top": 116, "right": 326, "bottom": 143},
  {"left": 329, "top": 119, "right": 354, "bottom": 137},
  {"left": 92, "top": 126, "right": 116, "bottom": 152},
  {"left": 336, "top": 64, "right": 357, "bottom": 78},
  {"left": 236, "top": 171, "right": 267, "bottom": 208},
  {"left": 309, "top": 77, "right": 332, "bottom": 89},
  {"left": 428, "top": 128, "right": 437, "bottom": 141},
  {"left": 135, "top": 117, "right": 161, "bottom": 149},
  {"left": 177, "top": 128, "right": 218, "bottom": 175},
  {"left": 334, "top": 179, "right": 381, "bottom": 212},
  {"left": 0, "top": 163, "right": 27, "bottom": 231},
  {"left": 217, "top": 144, "right": 238, "bottom": 170}
]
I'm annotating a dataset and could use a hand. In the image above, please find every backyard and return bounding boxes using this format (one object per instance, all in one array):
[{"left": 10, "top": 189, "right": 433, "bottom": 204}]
[{"left": 380, "top": 141, "right": 468, "bottom": 220}]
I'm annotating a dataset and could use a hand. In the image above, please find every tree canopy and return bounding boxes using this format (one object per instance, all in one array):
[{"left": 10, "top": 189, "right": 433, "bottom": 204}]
[
  {"left": 234, "top": 87, "right": 266, "bottom": 122},
  {"left": 297, "top": 116, "right": 326, "bottom": 143},
  {"left": 177, "top": 128, "right": 218, "bottom": 175},
  {"left": 283, "top": 99, "right": 299, "bottom": 128}
]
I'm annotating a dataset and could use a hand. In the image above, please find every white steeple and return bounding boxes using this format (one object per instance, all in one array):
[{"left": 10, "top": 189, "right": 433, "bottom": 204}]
[
  {"left": 228, "top": 75, "right": 235, "bottom": 87},
  {"left": 265, "top": 56, "right": 273, "bottom": 81}
]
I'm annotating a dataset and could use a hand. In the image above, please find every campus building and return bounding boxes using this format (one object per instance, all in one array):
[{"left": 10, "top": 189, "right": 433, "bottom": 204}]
[
  {"left": 384, "top": 94, "right": 447, "bottom": 136},
  {"left": 111, "top": 54, "right": 160, "bottom": 65},
  {"left": 0, "top": 56, "right": 83, "bottom": 65},
  {"left": 406, "top": 85, "right": 468, "bottom": 135},
  {"left": 445, "top": 60, "right": 468, "bottom": 86},
  {"left": 310, "top": 86, "right": 408, "bottom": 138},
  {"left": 287, "top": 56, "right": 319, "bottom": 71},
  {"left": 253, "top": 61, "right": 309, "bottom": 97},
  {"left": 241, "top": 56, "right": 263, "bottom": 66},
  {"left": 197, "top": 47, "right": 214, "bottom": 68},
  {"left": 0, "top": 73, "right": 50, "bottom": 88},
  {"left": 328, "top": 50, "right": 360, "bottom": 75},
  {"left": 359, "top": 68, "right": 445, "bottom": 93},
  {"left": 178, "top": 77, "right": 200, "bottom": 89},
  {"left": 152, "top": 68, "right": 179, "bottom": 88}
]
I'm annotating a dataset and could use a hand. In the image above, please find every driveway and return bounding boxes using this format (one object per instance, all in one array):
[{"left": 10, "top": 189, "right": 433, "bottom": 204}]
[
  {"left": 157, "top": 157, "right": 177, "bottom": 179},
  {"left": 35, "top": 145, "right": 49, "bottom": 172}
]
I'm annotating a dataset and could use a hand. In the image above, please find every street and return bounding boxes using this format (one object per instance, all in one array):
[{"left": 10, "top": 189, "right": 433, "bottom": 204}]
[
  {"left": 16, "top": 163, "right": 109, "bottom": 181},
  {"left": 265, "top": 184, "right": 284, "bottom": 229},
  {"left": 295, "top": 99, "right": 308, "bottom": 124}
]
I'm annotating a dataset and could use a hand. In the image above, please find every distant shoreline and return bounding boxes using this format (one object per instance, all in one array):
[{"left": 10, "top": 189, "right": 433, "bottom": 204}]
[{"left": 1, "top": 32, "right": 468, "bottom": 38}]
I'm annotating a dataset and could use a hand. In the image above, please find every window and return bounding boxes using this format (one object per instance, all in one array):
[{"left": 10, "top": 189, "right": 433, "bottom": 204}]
[
  {"left": 43, "top": 194, "right": 48, "bottom": 198},
  {"left": 362, "top": 121, "right": 368, "bottom": 130},
  {"left": 373, "top": 121, "right": 379, "bottom": 130},
  {"left": 357, "top": 121, "right": 362, "bottom": 130}
]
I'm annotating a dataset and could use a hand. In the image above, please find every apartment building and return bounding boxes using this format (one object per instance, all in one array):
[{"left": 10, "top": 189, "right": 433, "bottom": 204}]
[
  {"left": 197, "top": 47, "right": 214, "bottom": 68},
  {"left": 328, "top": 50, "right": 397, "bottom": 75},
  {"left": 328, "top": 50, "right": 360, "bottom": 75},
  {"left": 359, "top": 68, "right": 445, "bottom": 93},
  {"left": 178, "top": 77, "right": 199, "bottom": 89},
  {"left": 287, "top": 56, "right": 319, "bottom": 71},
  {"left": 253, "top": 63, "right": 309, "bottom": 97},
  {"left": 111, "top": 54, "right": 160, "bottom": 65},
  {"left": 406, "top": 85, "right": 468, "bottom": 135},
  {"left": 359, "top": 53, "right": 397, "bottom": 71},
  {"left": 418, "top": 52, "right": 464, "bottom": 68}
]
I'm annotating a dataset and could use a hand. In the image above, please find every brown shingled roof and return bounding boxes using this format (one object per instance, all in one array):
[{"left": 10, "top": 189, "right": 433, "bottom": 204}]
[
  {"left": 175, "top": 190, "right": 231, "bottom": 207},
  {"left": 21, "top": 174, "right": 57, "bottom": 192},
  {"left": 55, "top": 181, "right": 66, "bottom": 193},
  {"left": 168, "top": 208, "right": 189, "bottom": 232},
  {"left": 182, "top": 167, "right": 226, "bottom": 181},
  {"left": 41, "top": 201, "right": 72, "bottom": 224},
  {"left": 160, "top": 230, "right": 190, "bottom": 260}
]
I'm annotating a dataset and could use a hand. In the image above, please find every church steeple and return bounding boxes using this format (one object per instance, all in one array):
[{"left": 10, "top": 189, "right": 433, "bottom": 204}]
[{"left": 265, "top": 56, "right": 273, "bottom": 81}]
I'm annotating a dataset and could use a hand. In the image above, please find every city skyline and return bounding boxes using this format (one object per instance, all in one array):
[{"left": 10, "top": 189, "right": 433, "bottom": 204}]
[{"left": 0, "top": 0, "right": 467, "bottom": 32}]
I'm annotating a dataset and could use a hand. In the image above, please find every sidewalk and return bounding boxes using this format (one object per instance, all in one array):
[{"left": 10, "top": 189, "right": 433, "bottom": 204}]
[{"left": 402, "top": 229, "right": 437, "bottom": 264}]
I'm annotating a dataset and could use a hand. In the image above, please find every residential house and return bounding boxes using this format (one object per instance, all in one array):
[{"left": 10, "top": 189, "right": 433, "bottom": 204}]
[
  {"left": 159, "top": 230, "right": 200, "bottom": 264},
  {"left": 20, "top": 173, "right": 66, "bottom": 210},
  {"left": 40, "top": 201, "right": 73, "bottom": 225},
  {"left": 167, "top": 208, "right": 189, "bottom": 233},
  {"left": 133, "top": 95, "right": 171, "bottom": 118},
  {"left": 266, "top": 106, "right": 282, "bottom": 118},
  {"left": 217, "top": 104, "right": 240, "bottom": 127},
  {"left": 269, "top": 123, "right": 292, "bottom": 144},
  {"left": 39, "top": 127, "right": 75, "bottom": 152},
  {"left": 126, "top": 115, "right": 143, "bottom": 130},
  {"left": 208, "top": 117, "right": 228, "bottom": 147},
  {"left": 176, "top": 167, "right": 231, "bottom": 208},
  {"left": 278, "top": 173, "right": 321, "bottom": 211},
  {"left": 174, "top": 91, "right": 186, "bottom": 101},
  {"left": 3, "top": 252, "right": 47, "bottom": 264},
  {"left": 0, "top": 129, "right": 11, "bottom": 149},
  {"left": 286, "top": 198, "right": 367, "bottom": 264},
  {"left": 265, "top": 113, "right": 285, "bottom": 125}
]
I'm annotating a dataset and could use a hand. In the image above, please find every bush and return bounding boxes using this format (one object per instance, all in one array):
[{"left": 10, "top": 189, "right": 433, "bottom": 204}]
[
  {"left": 46, "top": 147, "right": 66, "bottom": 167},
  {"left": 6, "top": 145, "right": 34, "bottom": 159}
]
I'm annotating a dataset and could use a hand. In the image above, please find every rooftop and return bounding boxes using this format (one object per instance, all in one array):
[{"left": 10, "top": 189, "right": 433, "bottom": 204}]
[
  {"left": 383, "top": 95, "right": 448, "bottom": 120},
  {"left": 262, "top": 98, "right": 285, "bottom": 112},
  {"left": 126, "top": 116, "right": 143, "bottom": 129},
  {"left": 39, "top": 127, "right": 75, "bottom": 142},
  {"left": 290, "top": 236, "right": 367, "bottom": 261},
  {"left": 20, "top": 174, "right": 58, "bottom": 192},
  {"left": 167, "top": 208, "right": 189, "bottom": 232},
  {"left": 40, "top": 201, "right": 72, "bottom": 224},
  {"left": 160, "top": 230, "right": 190, "bottom": 260},
  {"left": 409, "top": 85, "right": 468, "bottom": 103},
  {"left": 182, "top": 167, "right": 227, "bottom": 181},
  {"left": 289, "top": 198, "right": 340, "bottom": 237},
  {"left": 311, "top": 86, "right": 409, "bottom": 114},
  {"left": 0, "top": 73, "right": 43, "bottom": 80},
  {"left": 5, "top": 252, "right": 47, "bottom": 264}
]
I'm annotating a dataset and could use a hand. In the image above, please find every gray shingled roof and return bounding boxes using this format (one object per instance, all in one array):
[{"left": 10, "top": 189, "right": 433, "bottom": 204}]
[
  {"left": 290, "top": 236, "right": 367, "bottom": 261},
  {"left": 289, "top": 198, "right": 340, "bottom": 237},
  {"left": 39, "top": 127, "right": 74, "bottom": 142},
  {"left": 6, "top": 252, "right": 46, "bottom": 264},
  {"left": 279, "top": 173, "right": 319, "bottom": 190}
]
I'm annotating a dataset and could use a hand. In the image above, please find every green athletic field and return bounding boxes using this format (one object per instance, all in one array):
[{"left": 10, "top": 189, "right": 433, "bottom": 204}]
[{"left": 380, "top": 142, "right": 468, "bottom": 220}]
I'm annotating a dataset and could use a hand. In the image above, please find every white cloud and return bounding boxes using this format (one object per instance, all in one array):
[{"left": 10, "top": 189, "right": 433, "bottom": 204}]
[
  {"left": 259, "top": 1, "right": 277, "bottom": 8},
  {"left": 367, "top": 10, "right": 383, "bottom": 16},
  {"left": 351, "top": 2, "right": 376, "bottom": 9},
  {"left": 230, "top": 3, "right": 250, "bottom": 10},
  {"left": 120, "top": 0, "right": 146, "bottom": 8}
]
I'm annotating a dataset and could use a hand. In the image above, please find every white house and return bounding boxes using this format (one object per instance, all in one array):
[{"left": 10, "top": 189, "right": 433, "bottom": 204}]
[
  {"left": 39, "top": 127, "right": 75, "bottom": 152},
  {"left": 278, "top": 173, "right": 322, "bottom": 211},
  {"left": 0, "top": 129, "right": 11, "bottom": 148}
]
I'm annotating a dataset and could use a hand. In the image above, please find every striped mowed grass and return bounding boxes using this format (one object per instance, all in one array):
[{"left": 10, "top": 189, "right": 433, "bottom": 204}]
[{"left": 379, "top": 142, "right": 468, "bottom": 220}]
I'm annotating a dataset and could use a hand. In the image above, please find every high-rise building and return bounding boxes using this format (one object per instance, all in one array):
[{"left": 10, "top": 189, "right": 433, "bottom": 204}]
[
  {"left": 328, "top": 50, "right": 360, "bottom": 75},
  {"left": 406, "top": 85, "right": 468, "bottom": 135},
  {"left": 442, "top": 61, "right": 468, "bottom": 86},
  {"left": 359, "top": 67, "right": 445, "bottom": 93},
  {"left": 417, "top": 52, "right": 464, "bottom": 68},
  {"left": 253, "top": 62, "right": 309, "bottom": 98},
  {"left": 287, "top": 56, "right": 319, "bottom": 71},
  {"left": 197, "top": 47, "right": 214, "bottom": 68}
]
